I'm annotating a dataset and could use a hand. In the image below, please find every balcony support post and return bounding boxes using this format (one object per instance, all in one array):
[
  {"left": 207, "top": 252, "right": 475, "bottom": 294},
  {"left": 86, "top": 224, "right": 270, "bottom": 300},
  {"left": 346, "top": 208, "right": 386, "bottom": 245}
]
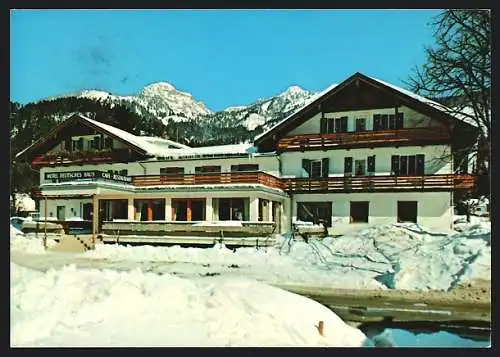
[
  {"left": 205, "top": 197, "right": 213, "bottom": 221},
  {"left": 127, "top": 196, "right": 134, "bottom": 220}
]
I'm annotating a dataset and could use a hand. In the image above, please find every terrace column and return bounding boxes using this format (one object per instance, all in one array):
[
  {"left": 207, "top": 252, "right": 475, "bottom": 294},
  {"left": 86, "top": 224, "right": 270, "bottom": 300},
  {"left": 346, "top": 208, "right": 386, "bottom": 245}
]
[
  {"left": 205, "top": 197, "right": 213, "bottom": 221},
  {"left": 127, "top": 197, "right": 135, "bottom": 220},
  {"left": 249, "top": 196, "right": 259, "bottom": 221},
  {"left": 164, "top": 197, "right": 172, "bottom": 221},
  {"left": 92, "top": 195, "right": 99, "bottom": 243},
  {"left": 268, "top": 201, "right": 274, "bottom": 222}
]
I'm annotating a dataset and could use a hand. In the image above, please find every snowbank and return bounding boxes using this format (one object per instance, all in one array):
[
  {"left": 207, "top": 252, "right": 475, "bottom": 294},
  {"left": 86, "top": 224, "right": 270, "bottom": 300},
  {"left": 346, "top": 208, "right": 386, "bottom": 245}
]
[
  {"left": 10, "top": 228, "right": 58, "bottom": 254},
  {"left": 10, "top": 224, "right": 24, "bottom": 239},
  {"left": 10, "top": 221, "right": 490, "bottom": 292},
  {"left": 10, "top": 263, "right": 367, "bottom": 347}
]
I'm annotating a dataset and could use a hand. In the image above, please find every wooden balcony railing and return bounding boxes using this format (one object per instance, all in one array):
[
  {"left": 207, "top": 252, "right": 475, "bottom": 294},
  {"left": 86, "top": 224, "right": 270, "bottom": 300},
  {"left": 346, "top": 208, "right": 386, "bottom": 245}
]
[
  {"left": 32, "top": 149, "right": 134, "bottom": 166},
  {"left": 132, "top": 171, "right": 285, "bottom": 190},
  {"left": 277, "top": 127, "right": 451, "bottom": 151},
  {"left": 282, "top": 174, "right": 475, "bottom": 193}
]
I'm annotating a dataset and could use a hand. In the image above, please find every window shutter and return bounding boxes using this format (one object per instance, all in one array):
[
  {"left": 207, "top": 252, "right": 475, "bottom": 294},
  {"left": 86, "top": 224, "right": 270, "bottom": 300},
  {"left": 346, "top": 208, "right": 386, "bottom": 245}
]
[
  {"left": 64, "top": 138, "right": 71, "bottom": 151},
  {"left": 391, "top": 155, "right": 400, "bottom": 175},
  {"left": 416, "top": 154, "right": 425, "bottom": 176},
  {"left": 105, "top": 137, "right": 113, "bottom": 149},
  {"left": 367, "top": 155, "right": 376, "bottom": 173},
  {"left": 396, "top": 112, "right": 404, "bottom": 129},
  {"left": 93, "top": 136, "right": 100, "bottom": 149},
  {"left": 320, "top": 117, "right": 327, "bottom": 134},
  {"left": 321, "top": 158, "right": 330, "bottom": 178},
  {"left": 344, "top": 157, "right": 353, "bottom": 175},
  {"left": 373, "top": 114, "right": 381, "bottom": 131},
  {"left": 302, "top": 159, "right": 311, "bottom": 177}
]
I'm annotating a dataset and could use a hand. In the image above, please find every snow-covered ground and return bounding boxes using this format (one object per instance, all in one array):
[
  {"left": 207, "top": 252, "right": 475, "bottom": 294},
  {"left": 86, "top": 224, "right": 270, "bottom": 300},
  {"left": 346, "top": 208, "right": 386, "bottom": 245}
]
[
  {"left": 10, "top": 217, "right": 490, "bottom": 347},
  {"left": 10, "top": 262, "right": 367, "bottom": 347},
  {"left": 10, "top": 218, "right": 491, "bottom": 292}
]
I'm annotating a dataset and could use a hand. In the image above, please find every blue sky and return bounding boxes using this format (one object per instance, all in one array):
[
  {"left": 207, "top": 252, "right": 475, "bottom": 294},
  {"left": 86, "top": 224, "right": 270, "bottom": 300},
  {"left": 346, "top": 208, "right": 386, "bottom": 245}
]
[{"left": 10, "top": 9, "right": 440, "bottom": 111}]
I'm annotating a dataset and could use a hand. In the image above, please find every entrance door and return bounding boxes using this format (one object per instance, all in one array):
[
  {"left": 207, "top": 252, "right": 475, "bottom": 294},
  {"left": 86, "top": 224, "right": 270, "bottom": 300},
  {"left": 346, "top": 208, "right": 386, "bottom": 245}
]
[
  {"left": 397, "top": 201, "right": 418, "bottom": 223},
  {"left": 56, "top": 206, "right": 66, "bottom": 220}
]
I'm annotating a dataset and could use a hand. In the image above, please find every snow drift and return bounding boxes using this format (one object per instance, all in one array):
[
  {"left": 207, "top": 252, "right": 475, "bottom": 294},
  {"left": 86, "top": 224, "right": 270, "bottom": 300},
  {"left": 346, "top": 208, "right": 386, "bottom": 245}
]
[{"left": 10, "top": 263, "right": 367, "bottom": 347}]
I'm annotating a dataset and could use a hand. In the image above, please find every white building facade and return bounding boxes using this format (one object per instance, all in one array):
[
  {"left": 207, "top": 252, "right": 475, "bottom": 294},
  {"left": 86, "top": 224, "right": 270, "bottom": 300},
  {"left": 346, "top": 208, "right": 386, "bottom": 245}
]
[{"left": 18, "top": 73, "right": 477, "bottom": 234}]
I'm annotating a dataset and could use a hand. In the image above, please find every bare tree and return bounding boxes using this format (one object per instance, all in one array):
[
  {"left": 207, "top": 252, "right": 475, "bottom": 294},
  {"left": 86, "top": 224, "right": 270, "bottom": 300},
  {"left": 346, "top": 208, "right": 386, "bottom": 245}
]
[
  {"left": 405, "top": 10, "right": 491, "bottom": 221},
  {"left": 405, "top": 10, "right": 490, "bottom": 173}
]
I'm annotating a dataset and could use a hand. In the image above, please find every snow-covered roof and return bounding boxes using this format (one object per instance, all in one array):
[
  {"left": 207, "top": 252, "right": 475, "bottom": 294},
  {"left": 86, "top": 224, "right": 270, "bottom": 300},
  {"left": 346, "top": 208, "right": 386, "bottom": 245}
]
[
  {"left": 15, "top": 113, "right": 193, "bottom": 159},
  {"left": 153, "top": 143, "right": 256, "bottom": 160},
  {"left": 81, "top": 115, "right": 190, "bottom": 156}
]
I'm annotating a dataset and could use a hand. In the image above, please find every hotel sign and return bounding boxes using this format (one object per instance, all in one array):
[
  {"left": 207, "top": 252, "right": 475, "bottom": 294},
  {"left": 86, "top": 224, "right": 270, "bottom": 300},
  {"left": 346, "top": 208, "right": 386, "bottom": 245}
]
[{"left": 45, "top": 170, "right": 132, "bottom": 183}]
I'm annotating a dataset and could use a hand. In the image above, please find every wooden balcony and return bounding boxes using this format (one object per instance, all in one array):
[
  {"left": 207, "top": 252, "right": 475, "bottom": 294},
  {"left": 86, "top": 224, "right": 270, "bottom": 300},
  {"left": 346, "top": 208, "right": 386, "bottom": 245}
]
[
  {"left": 282, "top": 174, "right": 475, "bottom": 193},
  {"left": 277, "top": 127, "right": 451, "bottom": 151},
  {"left": 132, "top": 171, "right": 285, "bottom": 190},
  {"left": 32, "top": 149, "right": 135, "bottom": 167}
]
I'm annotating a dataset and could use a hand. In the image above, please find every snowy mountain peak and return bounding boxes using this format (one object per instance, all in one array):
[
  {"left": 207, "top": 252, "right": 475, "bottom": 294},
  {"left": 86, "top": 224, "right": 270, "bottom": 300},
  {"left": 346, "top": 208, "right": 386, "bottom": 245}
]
[
  {"left": 78, "top": 90, "right": 113, "bottom": 101},
  {"left": 282, "top": 85, "right": 306, "bottom": 95},
  {"left": 141, "top": 82, "right": 185, "bottom": 96}
]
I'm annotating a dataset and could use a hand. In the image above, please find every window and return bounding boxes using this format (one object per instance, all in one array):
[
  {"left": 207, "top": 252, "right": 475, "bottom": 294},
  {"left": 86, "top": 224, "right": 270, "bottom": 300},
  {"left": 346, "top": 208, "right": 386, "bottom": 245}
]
[
  {"left": 72, "top": 140, "right": 78, "bottom": 151},
  {"left": 355, "top": 118, "right": 366, "bottom": 131},
  {"left": 321, "top": 116, "right": 348, "bottom": 134},
  {"left": 217, "top": 198, "right": 247, "bottom": 221},
  {"left": 171, "top": 199, "right": 205, "bottom": 221},
  {"left": 373, "top": 113, "right": 404, "bottom": 130},
  {"left": 367, "top": 155, "right": 376, "bottom": 174},
  {"left": 302, "top": 158, "right": 329, "bottom": 178},
  {"left": 391, "top": 155, "right": 425, "bottom": 176},
  {"left": 297, "top": 202, "right": 332, "bottom": 227},
  {"left": 354, "top": 160, "right": 366, "bottom": 176},
  {"left": 134, "top": 199, "right": 165, "bottom": 221},
  {"left": 160, "top": 167, "right": 184, "bottom": 176},
  {"left": 397, "top": 201, "right": 418, "bottom": 223},
  {"left": 195, "top": 165, "right": 221, "bottom": 174},
  {"left": 311, "top": 160, "right": 322, "bottom": 178},
  {"left": 344, "top": 157, "right": 353, "bottom": 176},
  {"left": 350, "top": 201, "right": 369, "bottom": 223},
  {"left": 231, "top": 164, "right": 259, "bottom": 172}
]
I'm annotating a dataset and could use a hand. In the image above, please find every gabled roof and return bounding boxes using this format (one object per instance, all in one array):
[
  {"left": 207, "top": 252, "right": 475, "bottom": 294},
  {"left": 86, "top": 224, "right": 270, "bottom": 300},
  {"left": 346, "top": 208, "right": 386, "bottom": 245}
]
[
  {"left": 15, "top": 113, "right": 190, "bottom": 160},
  {"left": 254, "top": 72, "right": 478, "bottom": 146},
  {"left": 15, "top": 113, "right": 256, "bottom": 162}
]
